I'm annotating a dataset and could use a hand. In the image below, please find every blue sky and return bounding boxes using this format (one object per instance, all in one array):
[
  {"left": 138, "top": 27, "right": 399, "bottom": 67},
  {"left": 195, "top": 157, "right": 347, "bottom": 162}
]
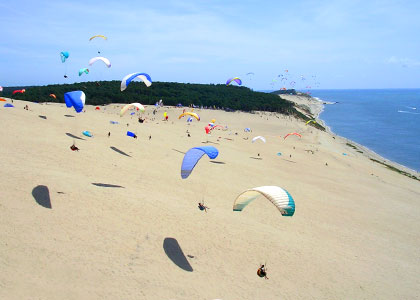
[{"left": 0, "top": 0, "right": 419, "bottom": 89}]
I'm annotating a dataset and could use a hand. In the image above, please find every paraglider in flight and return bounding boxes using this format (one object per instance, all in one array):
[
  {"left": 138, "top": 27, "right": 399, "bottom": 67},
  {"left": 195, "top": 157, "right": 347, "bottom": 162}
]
[
  {"left": 82, "top": 131, "right": 93, "bottom": 137},
  {"left": 244, "top": 128, "right": 251, "bottom": 132},
  {"left": 64, "top": 91, "right": 85, "bottom": 113},
  {"left": 0, "top": 86, "right": 3, "bottom": 92},
  {"left": 60, "top": 51, "right": 69, "bottom": 63},
  {"left": 252, "top": 136, "right": 266, "bottom": 143},
  {"left": 89, "top": 35, "right": 107, "bottom": 54},
  {"left": 246, "top": 72, "right": 255, "bottom": 75},
  {"left": 127, "top": 131, "right": 137, "bottom": 138},
  {"left": 226, "top": 77, "right": 242, "bottom": 86},
  {"left": 233, "top": 186, "right": 295, "bottom": 216},
  {"left": 60, "top": 51, "right": 69, "bottom": 78},
  {"left": 49, "top": 94, "right": 56, "bottom": 99},
  {"left": 120, "top": 103, "right": 145, "bottom": 117},
  {"left": 120, "top": 72, "right": 152, "bottom": 91},
  {"left": 283, "top": 132, "right": 302, "bottom": 139},
  {"left": 178, "top": 112, "right": 200, "bottom": 121},
  {"left": 12, "top": 89, "right": 25, "bottom": 95},
  {"left": 79, "top": 68, "right": 89, "bottom": 76},
  {"left": 89, "top": 35, "right": 107, "bottom": 41},
  {"left": 181, "top": 146, "right": 219, "bottom": 179},
  {"left": 88, "top": 56, "right": 111, "bottom": 68}
]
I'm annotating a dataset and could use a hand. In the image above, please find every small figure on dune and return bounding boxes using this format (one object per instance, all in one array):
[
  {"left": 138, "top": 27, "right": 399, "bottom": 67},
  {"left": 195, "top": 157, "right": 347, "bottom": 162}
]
[
  {"left": 198, "top": 202, "right": 209, "bottom": 212},
  {"left": 325, "top": 162, "right": 328, "bottom": 166},
  {"left": 133, "top": 134, "right": 138, "bottom": 139},
  {"left": 149, "top": 135, "right": 151, "bottom": 140},
  {"left": 108, "top": 132, "right": 111, "bottom": 137},
  {"left": 70, "top": 144, "right": 79, "bottom": 151},
  {"left": 257, "top": 265, "right": 268, "bottom": 279},
  {"left": 188, "top": 133, "right": 191, "bottom": 137},
  {"left": 64, "top": 75, "right": 68, "bottom": 78}
]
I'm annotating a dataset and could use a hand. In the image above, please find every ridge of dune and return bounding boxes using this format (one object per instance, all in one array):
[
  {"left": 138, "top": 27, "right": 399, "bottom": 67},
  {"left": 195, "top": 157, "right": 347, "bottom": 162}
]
[{"left": 1, "top": 99, "right": 419, "bottom": 300}]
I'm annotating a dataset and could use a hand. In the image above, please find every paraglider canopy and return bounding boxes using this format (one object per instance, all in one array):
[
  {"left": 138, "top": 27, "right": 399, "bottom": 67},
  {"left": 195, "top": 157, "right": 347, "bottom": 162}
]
[
  {"left": 121, "top": 72, "right": 152, "bottom": 91},
  {"left": 233, "top": 186, "right": 295, "bottom": 216},
  {"left": 4, "top": 103, "right": 14, "bottom": 107},
  {"left": 12, "top": 89, "right": 25, "bottom": 95},
  {"left": 79, "top": 68, "right": 89, "bottom": 76},
  {"left": 252, "top": 136, "right": 266, "bottom": 143},
  {"left": 82, "top": 131, "right": 93, "bottom": 137},
  {"left": 284, "top": 132, "right": 302, "bottom": 139},
  {"left": 95, "top": 106, "right": 100, "bottom": 110},
  {"left": 226, "top": 77, "right": 242, "bottom": 86},
  {"left": 88, "top": 56, "right": 111, "bottom": 68},
  {"left": 181, "top": 146, "right": 219, "bottom": 179},
  {"left": 89, "top": 35, "right": 107, "bottom": 41},
  {"left": 49, "top": 94, "right": 56, "bottom": 99},
  {"left": 64, "top": 91, "right": 85, "bottom": 113},
  {"left": 120, "top": 103, "right": 145, "bottom": 117},
  {"left": 60, "top": 51, "right": 69, "bottom": 63},
  {"left": 178, "top": 112, "right": 200, "bottom": 121}
]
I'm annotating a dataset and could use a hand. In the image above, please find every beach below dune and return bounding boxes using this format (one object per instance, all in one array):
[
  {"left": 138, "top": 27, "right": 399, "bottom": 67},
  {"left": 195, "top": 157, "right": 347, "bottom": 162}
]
[{"left": 0, "top": 99, "right": 419, "bottom": 300}]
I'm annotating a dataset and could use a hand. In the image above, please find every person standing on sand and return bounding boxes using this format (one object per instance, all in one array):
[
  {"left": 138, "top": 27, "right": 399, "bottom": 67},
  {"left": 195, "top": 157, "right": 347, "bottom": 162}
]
[
  {"left": 257, "top": 265, "right": 268, "bottom": 279},
  {"left": 108, "top": 132, "right": 111, "bottom": 137}
]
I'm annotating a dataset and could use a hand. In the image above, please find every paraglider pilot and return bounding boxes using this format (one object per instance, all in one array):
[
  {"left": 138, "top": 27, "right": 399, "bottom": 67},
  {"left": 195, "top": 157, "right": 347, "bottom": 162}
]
[
  {"left": 257, "top": 265, "right": 268, "bottom": 279},
  {"left": 70, "top": 144, "right": 79, "bottom": 151},
  {"left": 198, "top": 202, "right": 209, "bottom": 212}
]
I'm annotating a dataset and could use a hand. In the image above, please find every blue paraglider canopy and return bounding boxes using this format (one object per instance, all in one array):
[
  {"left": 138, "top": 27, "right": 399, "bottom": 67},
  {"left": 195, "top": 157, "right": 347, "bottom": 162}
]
[
  {"left": 181, "top": 146, "right": 219, "bottom": 179},
  {"left": 127, "top": 131, "right": 136, "bottom": 138},
  {"left": 110, "top": 121, "right": 119, "bottom": 124},
  {"left": 64, "top": 91, "right": 85, "bottom": 113},
  {"left": 4, "top": 103, "right": 14, "bottom": 108},
  {"left": 82, "top": 131, "right": 93, "bottom": 137}
]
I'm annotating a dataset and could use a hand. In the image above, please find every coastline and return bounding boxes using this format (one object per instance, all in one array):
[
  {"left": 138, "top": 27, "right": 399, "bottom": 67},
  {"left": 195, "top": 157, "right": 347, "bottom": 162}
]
[{"left": 281, "top": 94, "right": 420, "bottom": 177}]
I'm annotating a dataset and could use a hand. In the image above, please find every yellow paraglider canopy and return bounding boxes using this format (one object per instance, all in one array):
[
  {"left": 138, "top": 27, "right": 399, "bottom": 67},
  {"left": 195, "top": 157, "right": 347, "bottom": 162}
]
[
  {"left": 179, "top": 112, "right": 200, "bottom": 121},
  {"left": 89, "top": 35, "right": 107, "bottom": 41}
]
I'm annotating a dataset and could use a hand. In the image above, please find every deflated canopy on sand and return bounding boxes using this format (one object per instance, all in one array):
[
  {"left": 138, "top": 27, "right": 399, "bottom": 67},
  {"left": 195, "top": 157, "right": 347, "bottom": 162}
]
[
  {"left": 178, "top": 112, "right": 200, "bottom": 121},
  {"left": 181, "top": 146, "right": 219, "bottom": 179},
  {"left": 64, "top": 91, "right": 85, "bottom": 113},
  {"left": 233, "top": 186, "right": 295, "bottom": 216},
  {"left": 121, "top": 72, "right": 152, "bottom": 91},
  {"left": 120, "top": 103, "right": 145, "bottom": 117},
  {"left": 4, "top": 103, "right": 14, "bottom": 107},
  {"left": 88, "top": 56, "right": 111, "bottom": 68},
  {"left": 306, "top": 120, "right": 316, "bottom": 125},
  {"left": 284, "top": 132, "right": 302, "bottom": 139},
  {"left": 252, "top": 136, "right": 266, "bottom": 143},
  {"left": 226, "top": 77, "right": 242, "bottom": 86}
]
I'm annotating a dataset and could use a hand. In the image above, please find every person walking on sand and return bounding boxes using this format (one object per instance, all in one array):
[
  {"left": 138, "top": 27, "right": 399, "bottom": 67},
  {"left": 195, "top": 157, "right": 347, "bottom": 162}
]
[
  {"left": 108, "top": 132, "right": 111, "bottom": 138},
  {"left": 149, "top": 135, "right": 151, "bottom": 140}
]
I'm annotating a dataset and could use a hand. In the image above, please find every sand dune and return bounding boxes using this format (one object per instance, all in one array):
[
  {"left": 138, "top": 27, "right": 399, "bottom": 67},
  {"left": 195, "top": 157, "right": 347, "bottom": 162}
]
[{"left": 1, "top": 99, "right": 419, "bottom": 299}]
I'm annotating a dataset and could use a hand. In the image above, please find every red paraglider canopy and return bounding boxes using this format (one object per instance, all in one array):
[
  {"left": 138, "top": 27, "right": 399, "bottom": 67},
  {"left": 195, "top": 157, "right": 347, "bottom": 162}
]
[{"left": 95, "top": 106, "right": 100, "bottom": 110}]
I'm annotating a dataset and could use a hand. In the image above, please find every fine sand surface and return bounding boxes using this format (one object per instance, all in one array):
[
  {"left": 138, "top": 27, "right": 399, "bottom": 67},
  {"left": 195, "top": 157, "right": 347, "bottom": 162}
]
[{"left": 1, "top": 99, "right": 419, "bottom": 300}]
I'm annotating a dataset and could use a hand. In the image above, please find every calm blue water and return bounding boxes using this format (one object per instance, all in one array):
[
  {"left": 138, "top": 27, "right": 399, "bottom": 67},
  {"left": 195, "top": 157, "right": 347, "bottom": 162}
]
[{"left": 308, "top": 89, "right": 420, "bottom": 172}]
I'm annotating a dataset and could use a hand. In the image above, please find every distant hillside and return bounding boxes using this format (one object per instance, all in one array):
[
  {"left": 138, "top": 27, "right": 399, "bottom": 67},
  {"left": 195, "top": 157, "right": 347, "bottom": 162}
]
[
  {"left": 2, "top": 81, "right": 313, "bottom": 120},
  {"left": 271, "top": 89, "right": 297, "bottom": 95}
]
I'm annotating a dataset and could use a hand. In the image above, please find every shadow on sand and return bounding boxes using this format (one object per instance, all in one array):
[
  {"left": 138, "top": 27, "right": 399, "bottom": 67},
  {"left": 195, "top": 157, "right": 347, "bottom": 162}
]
[
  {"left": 171, "top": 148, "right": 186, "bottom": 155},
  {"left": 38, "top": 115, "right": 47, "bottom": 119},
  {"left": 209, "top": 161, "right": 226, "bottom": 164},
  {"left": 163, "top": 237, "right": 193, "bottom": 272},
  {"left": 92, "top": 183, "right": 125, "bottom": 188},
  {"left": 66, "top": 133, "right": 85, "bottom": 140},
  {"left": 64, "top": 114, "right": 75, "bottom": 118},
  {"left": 110, "top": 146, "right": 131, "bottom": 157},
  {"left": 250, "top": 157, "right": 262, "bottom": 160},
  {"left": 32, "top": 185, "right": 52, "bottom": 209}
]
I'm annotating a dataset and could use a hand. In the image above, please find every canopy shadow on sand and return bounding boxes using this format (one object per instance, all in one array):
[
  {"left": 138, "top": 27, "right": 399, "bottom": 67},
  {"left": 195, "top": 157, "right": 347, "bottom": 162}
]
[
  {"left": 66, "top": 133, "right": 85, "bottom": 140},
  {"left": 38, "top": 115, "right": 47, "bottom": 119},
  {"left": 32, "top": 185, "right": 52, "bottom": 209},
  {"left": 163, "top": 238, "right": 193, "bottom": 272},
  {"left": 92, "top": 183, "right": 125, "bottom": 188},
  {"left": 209, "top": 161, "right": 226, "bottom": 164},
  {"left": 171, "top": 148, "right": 186, "bottom": 155},
  {"left": 110, "top": 146, "right": 131, "bottom": 157},
  {"left": 64, "top": 114, "right": 75, "bottom": 118}
]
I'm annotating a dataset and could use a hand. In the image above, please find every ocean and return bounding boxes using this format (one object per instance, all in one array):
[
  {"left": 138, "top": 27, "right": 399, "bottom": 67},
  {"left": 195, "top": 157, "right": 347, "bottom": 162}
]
[{"left": 307, "top": 89, "right": 420, "bottom": 173}]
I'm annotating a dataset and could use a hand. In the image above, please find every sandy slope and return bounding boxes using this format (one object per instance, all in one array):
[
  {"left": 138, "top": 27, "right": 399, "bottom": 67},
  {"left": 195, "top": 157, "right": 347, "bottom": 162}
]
[{"left": 1, "top": 99, "right": 419, "bottom": 300}]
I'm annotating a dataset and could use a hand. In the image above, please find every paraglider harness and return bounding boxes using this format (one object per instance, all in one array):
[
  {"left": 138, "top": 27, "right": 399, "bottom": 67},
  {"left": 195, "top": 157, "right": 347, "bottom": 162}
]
[{"left": 70, "top": 144, "right": 79, "bottom": 151}]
